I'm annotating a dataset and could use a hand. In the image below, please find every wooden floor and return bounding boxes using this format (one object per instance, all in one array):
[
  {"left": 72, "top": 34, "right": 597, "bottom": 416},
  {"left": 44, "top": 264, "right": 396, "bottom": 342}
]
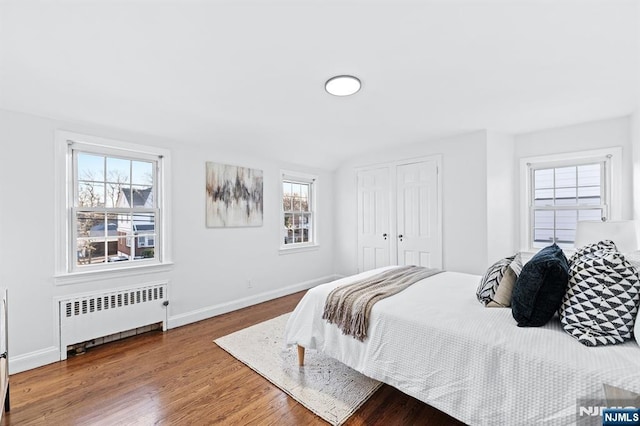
[{"left": 2, "top": 291, "right": 464, "bottom": 425}]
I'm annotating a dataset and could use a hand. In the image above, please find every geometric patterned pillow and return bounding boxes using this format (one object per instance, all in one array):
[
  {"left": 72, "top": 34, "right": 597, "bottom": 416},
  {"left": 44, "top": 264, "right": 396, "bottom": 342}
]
[
  {"left": 636, "top": 311, "right": 640, "bottom": 347},
  {"left": 559, "top": 240, "right": 640, "bottom": 346},
  {"left": 476, "top": 254, "right": 516, "bottom": 306},
  {"left": 630, "top": 252, "right": 640, "bottom": 347}
]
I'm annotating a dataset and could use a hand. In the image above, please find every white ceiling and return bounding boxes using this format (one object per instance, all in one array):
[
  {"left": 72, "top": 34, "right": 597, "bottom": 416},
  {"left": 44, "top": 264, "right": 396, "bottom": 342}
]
[{"left": 1, "top": 0, "right": 638, "bottom": 170}]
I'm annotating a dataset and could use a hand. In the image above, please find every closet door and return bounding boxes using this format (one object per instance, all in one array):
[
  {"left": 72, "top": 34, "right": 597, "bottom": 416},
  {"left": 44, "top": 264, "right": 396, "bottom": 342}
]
[
  {"left": 396, "top": 159, "right": 442, "bottom": 268},
  {"left": 357, "top": 167, "right": 392, "bottom": 272}
]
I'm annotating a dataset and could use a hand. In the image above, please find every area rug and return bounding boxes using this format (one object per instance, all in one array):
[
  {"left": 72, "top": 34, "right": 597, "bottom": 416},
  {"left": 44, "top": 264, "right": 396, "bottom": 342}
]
[{"left": 214, "top": 313, "right": 382, "bottom": 425}]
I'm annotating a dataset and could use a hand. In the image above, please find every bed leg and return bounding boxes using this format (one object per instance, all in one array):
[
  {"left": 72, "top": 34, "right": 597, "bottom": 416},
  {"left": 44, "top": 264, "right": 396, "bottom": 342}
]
[{"left": 297, "top": 345, "right": 305, "bottom": 367}]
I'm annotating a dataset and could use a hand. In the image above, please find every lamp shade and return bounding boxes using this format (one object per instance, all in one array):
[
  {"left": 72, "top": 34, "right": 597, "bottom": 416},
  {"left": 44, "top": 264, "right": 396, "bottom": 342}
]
[{"left": 574, "top": 220, "right": 638, "bottom": 252}]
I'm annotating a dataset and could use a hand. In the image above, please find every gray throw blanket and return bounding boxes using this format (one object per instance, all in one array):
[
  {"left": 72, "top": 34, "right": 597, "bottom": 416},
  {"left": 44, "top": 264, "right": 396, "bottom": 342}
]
[{"left": 322, "top": 265, "right": 443, "bottom": 341}]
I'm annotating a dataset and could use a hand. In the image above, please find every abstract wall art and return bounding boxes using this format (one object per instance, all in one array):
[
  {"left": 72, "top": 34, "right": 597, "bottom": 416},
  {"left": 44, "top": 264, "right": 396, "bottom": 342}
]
[{"left": 205, "top": 162, "right": 264, "bottom": 227}]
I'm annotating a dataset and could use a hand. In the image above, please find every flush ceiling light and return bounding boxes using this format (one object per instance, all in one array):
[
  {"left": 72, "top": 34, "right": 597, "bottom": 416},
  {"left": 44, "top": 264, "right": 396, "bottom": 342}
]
[{"left": 325, "top": 75, "right": 361, "bottom": 96}]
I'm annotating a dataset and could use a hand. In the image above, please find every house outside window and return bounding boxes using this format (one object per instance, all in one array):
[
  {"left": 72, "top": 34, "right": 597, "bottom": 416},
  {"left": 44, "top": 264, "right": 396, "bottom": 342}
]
[
  {"left": 75, "top": 151, "right": 158, "bottom": 265},
  {"left": 281, "top": 171, "right": 317, "bottom": 250},
  {"left": 521, "top": 148, "right": 621, "bottom": 251},
  {"left": 55, "top": 131, "right": 170, "bottom": 278},
  {"left": 530, "top": 162, "right": 606, "bottom": 249}
]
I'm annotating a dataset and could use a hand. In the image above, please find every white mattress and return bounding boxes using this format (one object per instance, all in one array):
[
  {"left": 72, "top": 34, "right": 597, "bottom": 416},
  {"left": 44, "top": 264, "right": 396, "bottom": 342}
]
[{"left": 284, "top": 267, "right": 640, "bottom": 425}]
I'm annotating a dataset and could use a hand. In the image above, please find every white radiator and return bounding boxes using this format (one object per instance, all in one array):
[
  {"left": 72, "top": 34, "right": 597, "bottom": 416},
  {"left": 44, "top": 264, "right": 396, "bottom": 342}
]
[{"left": 58, "top": 282, "right": 168, "bottom": 360}]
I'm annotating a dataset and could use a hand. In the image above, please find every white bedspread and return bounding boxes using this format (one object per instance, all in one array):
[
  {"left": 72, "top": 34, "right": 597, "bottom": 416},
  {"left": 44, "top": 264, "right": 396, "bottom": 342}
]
[{"left": 284, "top": 267, "right": 640, "bottom": 425}]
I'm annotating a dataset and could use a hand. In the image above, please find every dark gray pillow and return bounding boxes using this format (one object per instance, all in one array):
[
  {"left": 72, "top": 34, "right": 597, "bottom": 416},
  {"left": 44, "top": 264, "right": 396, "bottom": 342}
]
[{"left": 512, "top": 244, "right": 569, "bottom": 327}]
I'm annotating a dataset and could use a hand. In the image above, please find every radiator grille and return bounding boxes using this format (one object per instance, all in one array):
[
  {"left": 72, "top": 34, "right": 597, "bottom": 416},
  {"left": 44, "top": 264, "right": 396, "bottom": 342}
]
[
  {"left": 59, "top": 282, "right": 167, "bottom": 361},
  {"left": 64, "top": 286, "right": 165, "bottom": 318}
]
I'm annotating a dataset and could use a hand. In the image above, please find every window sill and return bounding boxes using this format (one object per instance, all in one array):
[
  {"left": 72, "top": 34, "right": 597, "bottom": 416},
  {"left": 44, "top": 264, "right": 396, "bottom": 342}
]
[
  {"left": 54, "top": 261, "right": 174, "bottom": 286},
  {"left": 279, "top": 244, "right": 320, "bottom": 255}
]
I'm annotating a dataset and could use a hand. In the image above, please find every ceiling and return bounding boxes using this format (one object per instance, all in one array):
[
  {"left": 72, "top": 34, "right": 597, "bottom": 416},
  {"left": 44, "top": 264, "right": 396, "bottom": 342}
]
[{"left": 1, "top": 0, "right": 638, "bottom": 170}]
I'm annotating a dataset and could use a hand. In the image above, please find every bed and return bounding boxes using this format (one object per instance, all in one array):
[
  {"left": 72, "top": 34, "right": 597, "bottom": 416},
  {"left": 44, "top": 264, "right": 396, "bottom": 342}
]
[{"left": 284, "top": 266, "right": 640, "bottom": 425}]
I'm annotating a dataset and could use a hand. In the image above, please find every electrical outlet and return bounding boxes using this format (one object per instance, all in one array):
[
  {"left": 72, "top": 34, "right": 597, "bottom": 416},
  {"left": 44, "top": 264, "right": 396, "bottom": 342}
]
[{"left": 247, "top": 279, "right": 252, "bottom": 289}]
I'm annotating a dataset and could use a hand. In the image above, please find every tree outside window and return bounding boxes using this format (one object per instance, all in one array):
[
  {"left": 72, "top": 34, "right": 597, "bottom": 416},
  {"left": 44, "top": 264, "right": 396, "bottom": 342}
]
[{"left": 281, "top": 173, "right": 316, "bottom": 247}]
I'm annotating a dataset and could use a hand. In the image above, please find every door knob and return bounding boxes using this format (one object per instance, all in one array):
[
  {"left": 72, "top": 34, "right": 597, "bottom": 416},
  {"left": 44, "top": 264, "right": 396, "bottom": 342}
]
[
  {"left": 383, "top": 233, "right": 388, "bottom": 240},
  {"left": 398, "top": 234, "right": 404, "bottom": 242}
]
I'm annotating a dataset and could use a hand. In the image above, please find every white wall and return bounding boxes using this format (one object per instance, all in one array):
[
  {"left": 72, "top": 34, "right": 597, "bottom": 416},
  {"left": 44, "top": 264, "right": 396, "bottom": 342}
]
[
  {"left": 486, "top": 131, "right": 516, "bottom": 261},
  {"left": 514, "top": 116, "right": 634, "bottom": 249},
  {"left": 632, "top": 6, "right": 640, "bottom": 229},
  {"left": 0, "top": 109, "right": 336, "bottom": 373},
  {"left": 168, "top": 145, "right": 335, "bottom": 327},
  {"left": 333, "top": 131, "right": 489, "bottom": 276},
  {"left": 2, "top": 106, "right": 633, "bottom": 373},
  {"left": 632, "top": 111, "right": 640, "bottom": 227},
  {"left": 334, "top": 117, "right": 633, "bottom": 277}
]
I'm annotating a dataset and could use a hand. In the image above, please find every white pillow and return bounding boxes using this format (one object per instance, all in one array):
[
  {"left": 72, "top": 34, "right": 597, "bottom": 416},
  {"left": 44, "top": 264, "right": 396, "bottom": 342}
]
[
  {"left": 622, "top": 251, "right": 640, "bottom": 347},
  {"left": 623, "top": 250, "right": 640, "bottom": 270}
]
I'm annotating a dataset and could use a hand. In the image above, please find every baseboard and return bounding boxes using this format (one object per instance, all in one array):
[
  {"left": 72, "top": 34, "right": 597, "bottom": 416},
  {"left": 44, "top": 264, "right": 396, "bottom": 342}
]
[
  {"left": 168, "top": 274, "right": 341, "bottom": 329},
  {"left": 10, "top": 275, "right": 344, "bottom": 373},
  {"left": 10, "top": 346, "right": 60, "bottom": 374}
]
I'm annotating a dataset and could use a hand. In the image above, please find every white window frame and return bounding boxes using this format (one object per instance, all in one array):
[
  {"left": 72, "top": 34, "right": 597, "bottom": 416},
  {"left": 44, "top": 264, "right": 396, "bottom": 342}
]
[
  {"left": 55, "top": 131, "right": 172, "bottom": 284},
  {"left": 520, "top": 147, "right": 622, "bottom": 252},
  {"left": 279, "top": 170, "right": 319, "bottom": 254}
]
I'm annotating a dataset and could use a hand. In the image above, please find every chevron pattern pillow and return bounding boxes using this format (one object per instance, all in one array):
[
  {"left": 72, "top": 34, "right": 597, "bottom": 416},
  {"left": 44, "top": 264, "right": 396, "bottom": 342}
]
[
  {"left": 560, "top": 240, "right": 640, "bottom": 346},
  {"left": 476, "top": 254, "right": 517, "bottom": 306}
]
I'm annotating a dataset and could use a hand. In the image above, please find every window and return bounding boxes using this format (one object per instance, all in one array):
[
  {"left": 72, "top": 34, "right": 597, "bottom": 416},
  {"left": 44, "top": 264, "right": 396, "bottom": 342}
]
[
  {"left": 55, "top": 131, "right": 170, "bottom": 277},
  {"left": 522, "top": 148, "right": 621, "bottom": 251},
  {"left": 531, "top": 162, "right": 606, "bottom": 249},
  {"left": 281, "top": 171, "right": 317, "bottom": 249}
]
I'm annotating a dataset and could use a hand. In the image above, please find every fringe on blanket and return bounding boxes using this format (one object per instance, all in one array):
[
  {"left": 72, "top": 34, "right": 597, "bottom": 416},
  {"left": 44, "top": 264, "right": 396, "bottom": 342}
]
[{"left": 322, "top": 266, "right": 443, "bottom": 341}]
